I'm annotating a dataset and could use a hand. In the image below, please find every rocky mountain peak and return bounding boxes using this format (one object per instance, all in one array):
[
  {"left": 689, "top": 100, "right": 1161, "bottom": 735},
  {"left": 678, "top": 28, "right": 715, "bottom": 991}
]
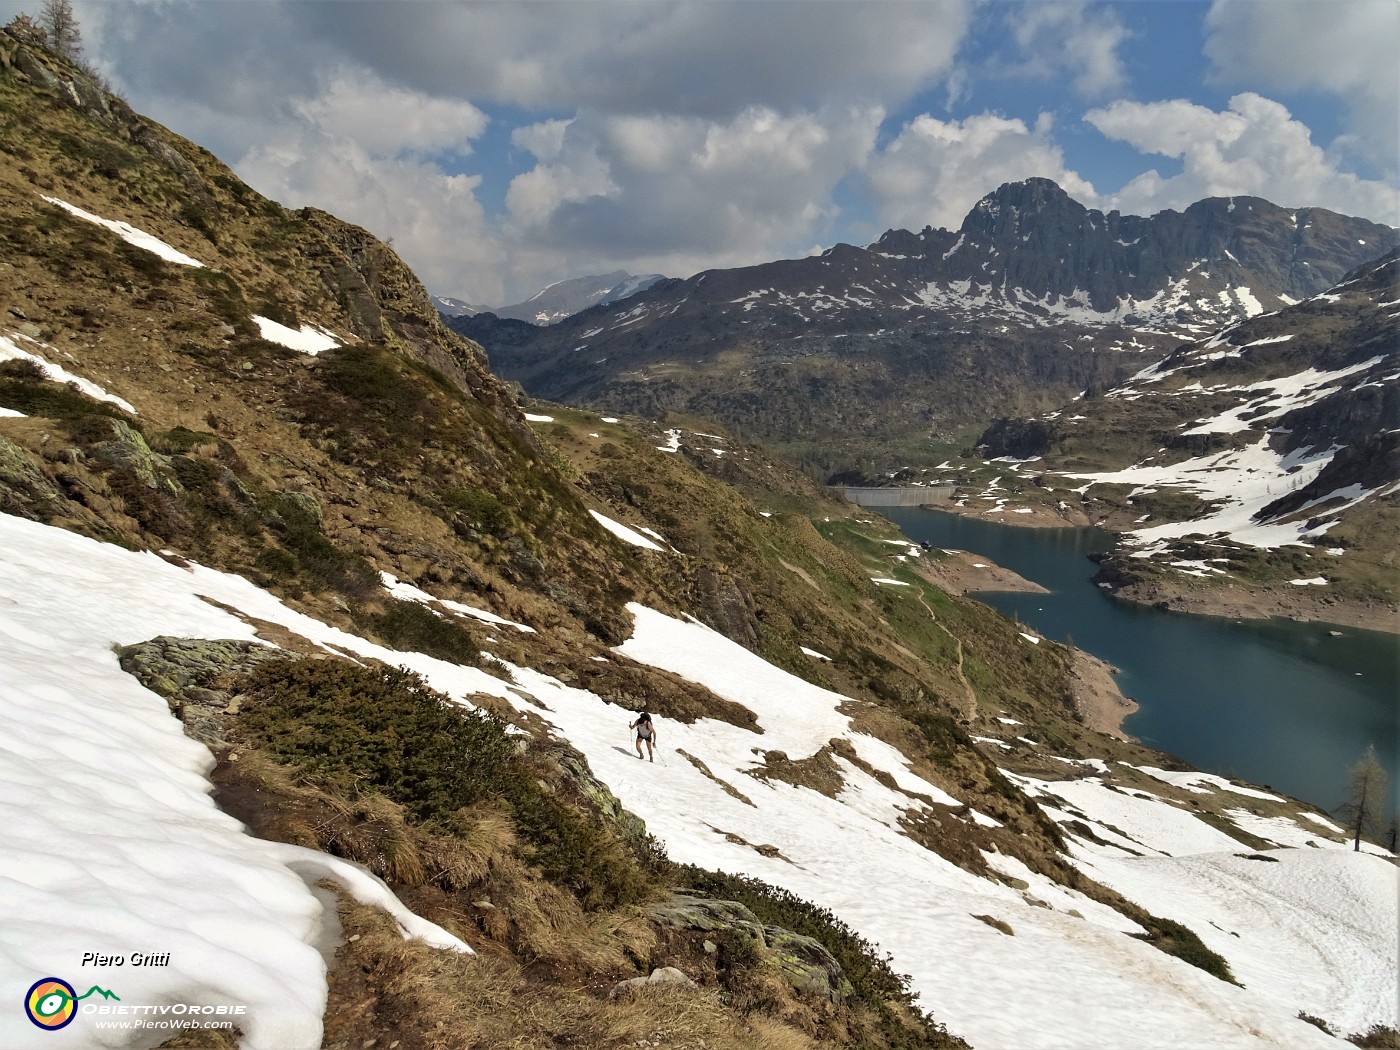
[{"left": 959, "top": 177, "right": 1086, "bottom": 241}]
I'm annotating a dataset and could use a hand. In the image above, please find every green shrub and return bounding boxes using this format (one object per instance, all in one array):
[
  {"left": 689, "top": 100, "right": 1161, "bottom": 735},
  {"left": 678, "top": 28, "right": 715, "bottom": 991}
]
[
  {"left": 440, "top": 485, "right": 511, "bottom": 536},
  {"left": 153, "top": 427, "right": 219, "bottom": 453},
  {"left": 239, "top": 659, "right": 516, "bottom": 821},
  {"left": 253, "top": 297, "right": 298, "bottom": 329},
  {"left": 356, "top": 599, "right": 480, "bottom": 666},
  {"left": 262, "top": 491, "right": 378, "bottom": 597},
  {"left": 1349, "top": 1024, "right": 1400, "bottom": 1048},
  {"left": 237, "top": 659, "right": 652, "bottom": 910},
  {"left": 675, "top": 865, "right": 943, "bottom": 1045},
  {"left": 190, "top": 268, "right": 256, "bottom": 338},
  {"left": 1133, "top": 915, "right": 1236, "bottom": 984},
  {"left": 509, "top": 778, "right": 654, "bottom": 910},
  {"left": 0, "top": 359, "right": 129, "bottom": 428}
]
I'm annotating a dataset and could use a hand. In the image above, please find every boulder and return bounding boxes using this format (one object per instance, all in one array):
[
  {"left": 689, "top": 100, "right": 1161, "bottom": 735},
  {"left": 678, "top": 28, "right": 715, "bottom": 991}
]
[
  {"left": 609, "top": 966, "right": 697, "bottom": 999},
  {"left": 648, "top": 892, "right": 852, "bottom": 1003},
  {"left": 90, "top": 420, "right": 180, "bottom": 494}
]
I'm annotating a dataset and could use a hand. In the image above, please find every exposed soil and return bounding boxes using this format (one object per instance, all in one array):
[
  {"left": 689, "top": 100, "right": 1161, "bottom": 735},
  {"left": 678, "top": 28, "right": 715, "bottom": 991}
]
[
  {"left": 1067, "top": 649, "right": 1137, "bottom": 740},
  {"left": 1108, "top": 577, "right": 1400, "bottom": 636},
  {"left": 912, "top": 548, "right": 1048, "bottom": 596}
]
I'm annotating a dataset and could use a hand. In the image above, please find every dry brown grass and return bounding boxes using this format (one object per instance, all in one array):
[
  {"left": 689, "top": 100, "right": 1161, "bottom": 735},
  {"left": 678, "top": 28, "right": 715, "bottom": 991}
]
[
  {"left": 678, "top": 748, "right": 757, "bottom": 807},
  {"left": 750, "top": 745, "right": 845, "bottom": 798},
  {"left": 324, "top": 901, "right": 822, "bottom": 1050}
]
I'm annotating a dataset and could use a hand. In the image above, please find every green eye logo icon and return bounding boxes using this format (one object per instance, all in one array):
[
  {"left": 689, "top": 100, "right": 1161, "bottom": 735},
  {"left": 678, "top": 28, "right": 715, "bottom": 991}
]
[
  {"left": 25, "top": 978, "right": 77, "bottom": 1030},
  {"left": 24, "top": 977, "right": 120, "bottom": 1030}
]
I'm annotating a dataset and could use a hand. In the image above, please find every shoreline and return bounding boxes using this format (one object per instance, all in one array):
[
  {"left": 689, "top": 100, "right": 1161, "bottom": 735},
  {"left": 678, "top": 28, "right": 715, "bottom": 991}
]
[
  {"left": 921, "top": 500, "right": 1399, "bottom": 637},
  {"left": 1068, "top": 648, "right": 1137, "bottom": 740},
  {"left": 1105, "top": 577, "right": 1400, "bottom": 637},
  {"left": 912, "top": 547, "right": 1048, "bottom": 596}
]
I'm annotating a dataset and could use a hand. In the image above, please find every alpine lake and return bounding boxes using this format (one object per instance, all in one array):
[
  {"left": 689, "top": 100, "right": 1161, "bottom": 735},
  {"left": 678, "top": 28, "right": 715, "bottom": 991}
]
[{"left": 880, "top": 506, "right": 1400, "bottom": 817}]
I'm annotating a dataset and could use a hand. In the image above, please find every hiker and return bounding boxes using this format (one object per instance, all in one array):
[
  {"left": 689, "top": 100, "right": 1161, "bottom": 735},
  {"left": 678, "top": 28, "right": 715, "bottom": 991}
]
[{"left": 630, "top": 711, "right": 656, "bottom": 762}]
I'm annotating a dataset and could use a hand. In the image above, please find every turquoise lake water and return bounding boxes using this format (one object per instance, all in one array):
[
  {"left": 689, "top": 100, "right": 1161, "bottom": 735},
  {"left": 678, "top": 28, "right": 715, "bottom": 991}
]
[{"left": 881, "top": 506, "right": 1400, "bottom": 817}]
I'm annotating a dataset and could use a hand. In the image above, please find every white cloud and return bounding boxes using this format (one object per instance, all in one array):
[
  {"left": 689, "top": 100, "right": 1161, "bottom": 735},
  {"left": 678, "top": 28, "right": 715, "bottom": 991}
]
[
  {"left": 509, "top": 119, "right": 572, "bottom": 164},
  {"left": 866, "top": 111, "right": 1097, "bottom": 232},
  {"left": 503, "top": 106, "right": 884, "bottom": 280},
  {"left": 54, "top": 0, "right": 972, "bottom": 301},
  {"left": 298, "top": 2, "right": 972, "bottom": 118},
  {"left": 1204, "top": 0, "right": 1399, "bottom": 173},
  {"left": 295, "top": 72, "right": 488, "bottom": 157},
  {"left": 1008, "top": 2, "right": 1130, "bottom": 98},
  {"left": 1086, "top": 93, "right": 1399, "bottom": 225},
  {"left": 238, "top": 128, "right": 508, "bottom": 304}
]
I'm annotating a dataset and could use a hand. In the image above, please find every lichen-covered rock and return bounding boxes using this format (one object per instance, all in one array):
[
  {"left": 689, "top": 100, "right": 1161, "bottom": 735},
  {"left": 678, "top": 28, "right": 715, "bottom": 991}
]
[
  {"left": 9, "top": 45, "right": 58, "bottom": 89},
  {"left": 554, "top": 748, "right": 649, "bottom": 844},
  {"left": 648, "top": 893, "right": 766, "bottom": 943},
  {"left": 117, "top": 636, "right": 292, "bottom": 744},
  {"left": 648, "top": 892, "right": 851, "bottom": 1003},
  {"left": 762, "top": 925, "right": 852, "bottom": 1001},
  {"left": 0, "top": 436, "right": 63, "bottom": 517},
  {"left": 90, "top": 420, "right": 180, "bottom": 493}
]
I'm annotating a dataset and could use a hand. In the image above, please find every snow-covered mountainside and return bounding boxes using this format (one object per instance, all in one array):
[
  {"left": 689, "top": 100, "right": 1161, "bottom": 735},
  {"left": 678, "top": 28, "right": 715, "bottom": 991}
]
[
  {"left": 964, "top": 250, "right": 1399, "bottom": 618},
  {"left": 431, "top": 294, "right": 489, "bottom": 317},
  {"left": 450, "top": 180, "right": 1396, "bottom": 468},
  {"left": 481, "top": 270, "right": 667, "bottom": 325},
  {"left": 0, "top": 22, "right": 1395, "bottom": 1050},
  {"left": 2, "top": 512, "right": 1395, "bottom": 1049}
]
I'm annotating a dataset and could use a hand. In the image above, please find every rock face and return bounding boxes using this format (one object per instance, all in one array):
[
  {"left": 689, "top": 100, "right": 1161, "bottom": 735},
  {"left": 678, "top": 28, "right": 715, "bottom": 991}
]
[
  {"left": 648, "top": 892, "right": 852, "bottom": 1003},
  {"left": 451, "top": 179, "right": 1395, "bottom": 468},
  {"left": 116, "top": 636, "right": 293, "bottom": 744}
]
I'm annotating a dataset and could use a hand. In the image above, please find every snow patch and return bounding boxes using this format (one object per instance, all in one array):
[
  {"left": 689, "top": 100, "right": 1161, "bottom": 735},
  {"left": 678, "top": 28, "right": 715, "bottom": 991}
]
[
  {"left": 41, "top": 195, "right": 206, "bottom": 267},
  {"left": 252, "top": 316, "right": 341, "bottom": 355}
]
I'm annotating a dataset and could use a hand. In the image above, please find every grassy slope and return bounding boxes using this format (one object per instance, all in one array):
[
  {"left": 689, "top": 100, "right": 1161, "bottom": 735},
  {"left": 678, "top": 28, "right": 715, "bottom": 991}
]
[{"left": 0, "top": 34, "right": 1264, "bottom": 1047}]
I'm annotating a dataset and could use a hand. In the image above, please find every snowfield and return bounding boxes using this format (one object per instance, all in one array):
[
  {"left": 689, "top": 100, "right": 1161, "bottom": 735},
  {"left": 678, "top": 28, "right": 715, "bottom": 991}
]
[{"left": 0, "top": 512, "right": 1394, "bottom": 1049}]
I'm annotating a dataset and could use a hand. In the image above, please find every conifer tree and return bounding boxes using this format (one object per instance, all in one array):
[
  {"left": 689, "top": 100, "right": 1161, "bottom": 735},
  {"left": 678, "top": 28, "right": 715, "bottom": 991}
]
[{"left": 1336, "top": 744, "right": 1389, "bottom": 852}]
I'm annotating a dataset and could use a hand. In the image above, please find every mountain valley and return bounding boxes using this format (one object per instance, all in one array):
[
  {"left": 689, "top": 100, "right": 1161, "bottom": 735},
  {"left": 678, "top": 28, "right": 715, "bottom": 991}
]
[
  {"left": 0, "top": 22, "right": 1395, "bottom": 1050},
  {"left": 451, "top": 179, "right": 1396, "bottom": 475}
]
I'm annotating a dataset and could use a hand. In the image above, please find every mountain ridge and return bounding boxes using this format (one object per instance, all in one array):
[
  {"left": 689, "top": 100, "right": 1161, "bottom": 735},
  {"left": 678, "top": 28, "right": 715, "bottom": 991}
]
[
  {"left": 450, "top": 179, "right": 1395, "bottom": 472},
  {"left": 477, "top": 269, "right": 669, "bottom": 325}
]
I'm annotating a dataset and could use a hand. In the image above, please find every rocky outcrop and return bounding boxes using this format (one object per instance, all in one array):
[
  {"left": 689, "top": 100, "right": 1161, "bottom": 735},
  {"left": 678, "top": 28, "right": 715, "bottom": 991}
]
[
  {"left": 609, "top": 965, "right": 697, "bottom": 999},
  {"left": 648, "top": 892, "right": 852, "bottom": 1003},
  {"left": 117, "top": 636, "right": 293, "bottom": 745},
  {"left": 89, "top": 419, "right": 178, "bottom": 493},
  {"left": 0, "top": 435, "right": 64, "bottom": 518},
  {"left": 978, "top": 417, "right": 1058, "bottom": 459}
]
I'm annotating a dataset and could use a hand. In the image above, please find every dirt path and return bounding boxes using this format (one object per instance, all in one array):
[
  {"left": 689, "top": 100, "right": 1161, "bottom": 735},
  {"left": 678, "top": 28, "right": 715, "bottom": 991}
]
[{"left": 915, "top": 590, "right": 979, "bottom": 721}]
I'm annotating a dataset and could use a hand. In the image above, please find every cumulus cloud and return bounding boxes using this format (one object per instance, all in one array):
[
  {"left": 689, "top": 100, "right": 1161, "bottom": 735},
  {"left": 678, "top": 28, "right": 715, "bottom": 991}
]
[
  {"left": 503, "top": 106, "right": 884, "bottom": 280},
  {"left": 1086, "top": 93, "right": 1399, "bottom": 224},
  {"left": 295, "top": 72, "right": 487, "bottom": 157},
  {"left": 865, "top": 112, "right": 1098, "bottom": 232},
  {"left": 1204, "top": 0, "right": 1399, "bottom": 173},
  {"left": 1007, "top": 2, "right": 1130, "bottom": 98},
  {"left": 239, "top": 128, "right": 508, "bottom": 301},
  {"left": 296, "top": 1, "right": 971, "bottom": 118},
  {"left": 231, "top": 68, "right": 504, "bottom": 301},
  {"left": 46, "top": 0, "right": 974, "bottom": 300}
]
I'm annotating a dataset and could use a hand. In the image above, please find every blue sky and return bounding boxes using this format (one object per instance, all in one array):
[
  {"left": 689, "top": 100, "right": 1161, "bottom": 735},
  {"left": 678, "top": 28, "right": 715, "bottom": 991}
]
[{"left": 18, "top": 1, "right": 1397, "bottom": 305}]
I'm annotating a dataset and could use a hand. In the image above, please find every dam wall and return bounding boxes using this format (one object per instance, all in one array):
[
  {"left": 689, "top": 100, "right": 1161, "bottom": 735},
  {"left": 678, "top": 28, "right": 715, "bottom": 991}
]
[{"left": 835, "top": 485, "right": 956, "bottom": 508}]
